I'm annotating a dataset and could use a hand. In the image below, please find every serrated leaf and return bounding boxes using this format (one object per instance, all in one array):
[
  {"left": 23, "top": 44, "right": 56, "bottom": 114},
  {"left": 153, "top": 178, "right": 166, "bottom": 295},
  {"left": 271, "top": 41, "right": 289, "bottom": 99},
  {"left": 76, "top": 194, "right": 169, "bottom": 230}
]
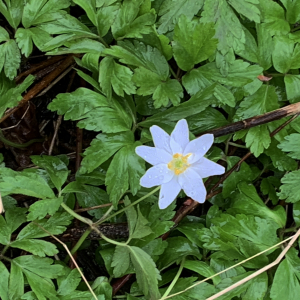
[
  {"left": 270, "top": 249, "right": 300, "bottom": 300},
  {"left": 9, "top": 262, "right": 24, "bottom": 299},
  {"left": 30, "top": 155, "right": 68, "bottom": 191},
  {"left": 245, "top": 124, "right": 271, "bottom": 157},
  {"left": 258, "top": 0, "right": 290, "bottom": 36},
  {"left": 0, "top": 0, "right": 24, "bottom": 29},
  {"left": 0, "top": 74, "right": 34, "bottom": 118},
  {"left": 0, "top": 39, "right": 21, "bottom": 80},
  {"left": 99, "top": 56, "right": 136, "bottom": 100},
  {"left": 129, "top": 246, "right": 161, "bottom": 299},
  {"left": 106, "top": 142, "right": 145, "bottom": 206},
  {"left": 111, "top": 245, "right": 131, "bottom": 277},
  {"left": 172, "top": 15, "right": 217, "bottom": 71},
  {"left": 48, "top": 88, "right": 131, "bottom": 132},
  {"left": 256, "top": 24, "right": 273, "bottom": 70},
  {"left": 72, "top": 0, "right": 97, "bottom": 26},
  {"left": 228, "top": 0, "right": 260, "bottom": 23},
  {"left": 27, "top": 197, "right": 63, "bottom": 221},
  {"left": 17, "top": 212, "right": 73, "bottom": 239},
  {"left": 10, "top": 239, "right": 58, "bottom": 257},
  {"left": 22, "top": 0, "right": 70, "bottom": 28},
  {"left": 131, "top": 206, "right": 152, "bottom": 240},
  {"left": 0, "top": 261, "right": 9, "bottom": 300},
  {"left": 111, "top": 0, "right": 155, "bottom": 39},
  {"left": 284, "top": 74, "right": 300, "bottom": 103},
  {"left": 278, "top": 133, "right": 300, "bottom": 159},
  {"left": 80, "top": 131, "right": 134, "bottom": 174},
  {"left": 201, "top": 0, "right": 245, "bottom": 55},
  {"left": 157, "top": 0, "right": 204, "bottom": 34},
  {"left": 57, "top": 269, "right": 82, "bottom": 296},
  {"left": 15, "top": 27, "right": 52, "bottom": 57},
  {"left": 278, "top": 170, "right": 300, "bottom": 203},
  {"left": 0, "top": 170, "right": 55, "bottom": 199},
  {"left": 281, "top": 0, "right": 300, "bottom": 24},
  {"left": 223, "top": 157, "right": 255, "bottom": 197},
  {"left": 104, "top": 40, "right": 169, "bottom": 79}
]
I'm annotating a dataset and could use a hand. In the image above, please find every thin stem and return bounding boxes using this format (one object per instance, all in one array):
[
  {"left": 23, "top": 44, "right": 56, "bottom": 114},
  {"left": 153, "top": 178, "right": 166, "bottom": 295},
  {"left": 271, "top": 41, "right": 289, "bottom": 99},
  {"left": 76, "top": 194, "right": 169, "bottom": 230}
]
[
  {"left": 169, "top": 65, "right": 178, "bottom": 80},
  {"left": 92, "top": 226, "right": 125, "bottom": 246},
  {"left": 95, "top": 186, "right": 160, "bottom": 226},
  {"left": 161, "top": 257, "right": 186, "bottom": 300},
  {"left": 64, "top": 227, "right": 93, "bottom": 263},
  {"left": 60, "top": 202, "right": 93, "bottom": 226},
  {"left": 228, "top": 142, "right": 248, "bottom": 149},
  {"left": 0, "top": 244, "right": 10, "bottom": 257}
]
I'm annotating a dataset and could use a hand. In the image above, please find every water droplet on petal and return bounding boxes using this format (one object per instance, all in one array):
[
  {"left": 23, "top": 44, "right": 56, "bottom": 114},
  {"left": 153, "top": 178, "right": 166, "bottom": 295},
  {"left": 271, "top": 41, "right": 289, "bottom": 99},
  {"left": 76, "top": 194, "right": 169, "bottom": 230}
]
[
  {"left": 149, "top": 175, "right": 152, "bottom": 179},
  {"left": 158, "top": 175, "right": 164, "bottom": 180}
]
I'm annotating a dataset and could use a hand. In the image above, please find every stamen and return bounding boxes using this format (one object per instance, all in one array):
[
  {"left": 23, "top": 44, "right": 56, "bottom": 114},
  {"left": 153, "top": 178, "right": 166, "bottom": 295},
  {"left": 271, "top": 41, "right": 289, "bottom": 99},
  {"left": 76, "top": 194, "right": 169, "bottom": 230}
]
[{"left": 167, "top": 153, "right": 191, "bottom": 175}]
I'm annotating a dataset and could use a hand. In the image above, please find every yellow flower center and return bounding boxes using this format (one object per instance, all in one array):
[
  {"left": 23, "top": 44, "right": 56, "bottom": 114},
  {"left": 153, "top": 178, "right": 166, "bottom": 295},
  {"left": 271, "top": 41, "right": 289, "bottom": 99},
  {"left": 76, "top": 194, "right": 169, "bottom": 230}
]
[{"left": 167, "top": 153, "right": 191, "bottom": 175}]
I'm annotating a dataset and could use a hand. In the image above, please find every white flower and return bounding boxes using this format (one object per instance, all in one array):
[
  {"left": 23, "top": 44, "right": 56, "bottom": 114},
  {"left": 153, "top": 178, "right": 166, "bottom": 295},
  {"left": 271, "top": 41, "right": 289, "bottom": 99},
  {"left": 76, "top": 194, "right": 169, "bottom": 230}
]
[{"left": 135, "top": 119, "right": 225, "bottom": 209}]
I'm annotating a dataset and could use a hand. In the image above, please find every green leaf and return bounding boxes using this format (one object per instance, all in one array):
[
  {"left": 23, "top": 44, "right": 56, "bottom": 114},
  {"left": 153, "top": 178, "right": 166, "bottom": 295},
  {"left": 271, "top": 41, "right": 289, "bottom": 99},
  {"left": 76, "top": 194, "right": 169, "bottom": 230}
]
[
  {"left": 0, "top": 0, "right": 24, "bottom": 29},
  {"left": 129, "top": 246, "right": 161, "bottom": 299},
  {"left": 258, "top": 0, "right": 290, "bottom": 35},
  {"left": 0, "top": 208, "right": 27, "bottom": 245},
  {"left": 22, "top": 0, "right": 70, "bottom": 28},
  {"left": 172, "top": 15, "right": 217, "bottom": 71},
  {"left": 278, "top": 170, "right": 300, "bottom": 203},
  {"left": 256, "top": 24, "right": 273, "bottom": 70},
  {"left": 265, "top": 140, "right": 298, "bottom": 172},
  {"left": 80, "top": 131, "right": 134, "bottom": 174},
  {"left": 9, "top": 261, "right": 24, "bottom": 299},
  {"left": 72, "top": 0, "right": 97, "bottom": 26},
  {"left": 157, "top": 0, "right": 204, "bottom": 34},
  {"left": 201, "top": 0, "right": 245, "bottom": 55},
  {"left": 104, "top": 40, "right": 169, "bottom": 79},
  {"left": 111, "top": 245, "right": 131, "bottom": 277},
  {"left": 10, "top": 239, "right": 58, "bottom": 257},
  {"left": 228, "top": 0, "right": 260, "bottom": 23},
  {"left": 243, "top": 273, "right": 268, "bottom": 300},
  {"left": 281, "top": 0, "right": 300, "bottom": 24},
  {"left": 157, "top": 237, "right": 201, "bottom": 269},
  {"left": 96, "top": 2, "right": 120, "bottom": 37},
  {"left": 48, "top": 88, "right": 132, "bottom": 132},
  {"left": 15, "top": 27, "right": 52, "bottom": 57},
  {"left": 270, "top": 249, "right": 300, "bottom": 300},
  {"left": 237, "top": 85, "right": 279, "bottom": 118},
  {"left": 17, "top": 212, "right": 73, "bottom": 239},
  {"left": 0, "top": 38, "right": 21, "bottom": 80},
  {"left": 223, "top": 157, "right": 255, "bottom": 197},
  {"left": 293, "top": 201, "right": 300, "bottom": 226},
  {"left": 184, "top": 260, "right": 221, "bottom": 285},
  {"left": 278, "top": 133, "right": 300, "bottom": 159},
  {"left": 260, "top": 176, "right": 281, "bottom": 205},
  {"left": 284, "top": 74, "right": 300, "bottom": 103},
  {"left": 27, "top": 197, "right": 63, "bottom": 221},
  {"left": 30, "top": 155, "right": 68, "bottom": 191},
  {"left": 0, "top": 169, "right": 55, "bottom": 199},
  {"left": 0, "top": 261, "right": 9, "bottom": 300},
  {"left": 245, "top": 124, "right": 271, "bottom": 157},
  {"left": 99, "top": 57, "right": 136, "bottom": 100},
  {"left": 133, "top": 67, "right": 183, "bottom": 107},
  {"left": 0, "top": 74, "right": 35, "bottom": 118},
  {"left": 272, "top": 36, "right": 300, "bottom": 73},
  {"left": 105, "top": 142, "right": 145, "bottom": 206},
  {"left": 57, "top": 269, "right": 82, "bottom": 296},
  {"left": 111, "top": 0, "right": 156, "bottom": 39},
  {"left": 230, "top": 182, "right": 286, "bottom": 228},
  {"left": 132, "top": 206, "right": 152, "bottom": 240}
]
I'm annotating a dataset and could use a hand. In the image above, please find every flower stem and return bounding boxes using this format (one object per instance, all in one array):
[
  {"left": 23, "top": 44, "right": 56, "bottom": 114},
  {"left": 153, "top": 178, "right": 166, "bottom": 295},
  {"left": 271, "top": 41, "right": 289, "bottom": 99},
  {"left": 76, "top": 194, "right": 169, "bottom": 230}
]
[
  {"left": 94, "top": 186, "right": 160, "bottom": 226},
  {"left": 161, "top": 257, "right": 186, "bottom": 300},
  {"left": 60, "top": 202, "right": 93, "bottom": 226}
]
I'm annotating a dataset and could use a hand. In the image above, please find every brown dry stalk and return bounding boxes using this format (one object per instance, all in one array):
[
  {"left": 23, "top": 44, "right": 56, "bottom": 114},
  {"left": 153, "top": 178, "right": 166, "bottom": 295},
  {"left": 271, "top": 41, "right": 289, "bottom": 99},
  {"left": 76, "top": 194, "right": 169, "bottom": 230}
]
[
  {"left": 206, "top": 102, "right": 300, "bottom": 137},
  {"left": 0, "top": 55, "right": 75, "bottom": 124}
]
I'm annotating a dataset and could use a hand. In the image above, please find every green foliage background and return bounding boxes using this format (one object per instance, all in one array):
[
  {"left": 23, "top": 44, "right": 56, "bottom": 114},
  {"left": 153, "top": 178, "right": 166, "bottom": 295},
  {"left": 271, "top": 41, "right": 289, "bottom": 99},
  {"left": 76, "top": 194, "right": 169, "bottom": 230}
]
[{"left": 1, "top": 0, "right": 300, "bottom": 299}]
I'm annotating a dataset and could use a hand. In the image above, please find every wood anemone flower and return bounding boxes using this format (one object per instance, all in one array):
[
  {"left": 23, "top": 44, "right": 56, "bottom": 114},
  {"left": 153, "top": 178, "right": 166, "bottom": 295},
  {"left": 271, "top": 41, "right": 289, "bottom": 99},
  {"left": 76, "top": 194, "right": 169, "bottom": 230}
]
[{"left": 135, "top": 119, "right": 225, "bottom": 209}]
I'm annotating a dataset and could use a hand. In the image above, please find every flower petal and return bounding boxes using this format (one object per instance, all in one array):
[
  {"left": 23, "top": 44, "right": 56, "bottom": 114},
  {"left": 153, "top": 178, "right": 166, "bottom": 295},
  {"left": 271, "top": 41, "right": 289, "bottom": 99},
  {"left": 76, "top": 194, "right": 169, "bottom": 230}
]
[
  {"left": 191, "top": 157, "right": 225, "bottom": 178},
  {"left": 140, "top": 164, "right": 174, "bottom": 188},
  {"left": 170, "top": 137, "right": 183, "bottom": 154},
  {"left": 159, "top": 176, "right": 181, "bottom": 209},
  {"left": 170, "top": 119, "right": 189, "bottom": 152},
  {"left": 136, "top": 145, "right": 172, "bottom": 165},
  {"left": 150, "top": 125, "right": 172, "bottom": 153},
  {"left": 178, "top": 168, "right": 206, "bottom": 203},
  {"left": 184, "top": 134, "right": 214, "bottom": 164}
]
